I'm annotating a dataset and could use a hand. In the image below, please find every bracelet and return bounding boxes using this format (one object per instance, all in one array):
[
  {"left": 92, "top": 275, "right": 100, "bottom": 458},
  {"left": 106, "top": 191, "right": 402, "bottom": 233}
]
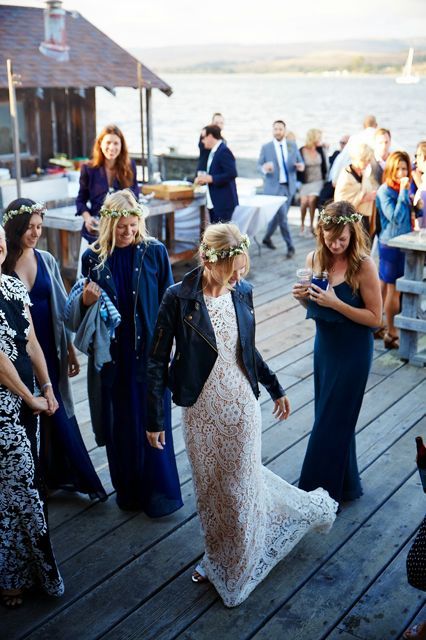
[{"left": 41, "top": 382, "right": 52, "bottom": 390}]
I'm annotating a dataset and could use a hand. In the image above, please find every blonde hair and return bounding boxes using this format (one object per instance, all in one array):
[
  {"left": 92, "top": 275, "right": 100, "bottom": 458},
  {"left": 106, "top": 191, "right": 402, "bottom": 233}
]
[
  {"left": 350, "top": 142, "right": 374, "bottom": 165},
  {"left": 200, "top": 223, "right": 250, "bottom": 285},
  {"left": 305, "top": 128, "right": 322, "bottom": 147},
  {"left": 94, "top": 189, "right": 149, "bottom": 267},
  {"left": 316, "top": 201, "right": 370, "bottom": 292}
]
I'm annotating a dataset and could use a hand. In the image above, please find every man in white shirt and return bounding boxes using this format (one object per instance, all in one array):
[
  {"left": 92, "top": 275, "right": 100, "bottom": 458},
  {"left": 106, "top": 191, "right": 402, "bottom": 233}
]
[
  {"left": 194, "top": 125, "right": 238, "bottom": 223},
  {"left": 330, "top": 114, "right": 378, "bottom": 186}
]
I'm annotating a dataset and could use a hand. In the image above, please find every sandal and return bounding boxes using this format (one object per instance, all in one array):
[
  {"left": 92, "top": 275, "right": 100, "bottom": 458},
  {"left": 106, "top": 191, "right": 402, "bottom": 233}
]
[
  {"left": 191, "top": 564, "right": 209, "bottom": 584},
  {"left": 403, "top": 622, "right": 426, "bottom": 639},
  {"left": 1, "top": 590, "right": 24, "bottom": 608},
  {"left": 384, "top": 333, "right": 399, "bottom": 350},
  {"left": 373, "top": 326, "right": 386, "bottom": 340}
]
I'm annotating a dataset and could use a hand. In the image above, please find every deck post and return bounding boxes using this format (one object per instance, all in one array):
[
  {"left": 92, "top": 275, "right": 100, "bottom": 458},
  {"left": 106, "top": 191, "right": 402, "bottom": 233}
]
[
  {"left": 146, "top": 88, "right": 154, "bottom": 182},
  {"left": 6, "top": 58, "right": 22, "bottom": 197}
]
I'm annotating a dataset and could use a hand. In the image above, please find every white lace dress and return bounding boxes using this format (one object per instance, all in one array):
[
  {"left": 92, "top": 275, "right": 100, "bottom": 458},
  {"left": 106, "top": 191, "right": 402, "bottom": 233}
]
[{"left": 182, "top": 292, "right": 337, "bottom": 607}]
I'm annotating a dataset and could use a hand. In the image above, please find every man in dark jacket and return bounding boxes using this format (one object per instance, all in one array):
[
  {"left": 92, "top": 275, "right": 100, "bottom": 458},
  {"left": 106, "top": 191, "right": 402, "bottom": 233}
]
[{"left": 194, "top": 124, "right": 238, "bottom": 223}]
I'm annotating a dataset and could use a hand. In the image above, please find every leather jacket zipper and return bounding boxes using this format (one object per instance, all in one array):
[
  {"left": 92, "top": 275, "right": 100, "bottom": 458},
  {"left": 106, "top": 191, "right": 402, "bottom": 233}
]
[
  {"left": 184, "top": 317, "right": 218, "bottom": 353},
  {"left": 152, "top": 327, "right": 164, "bottom": 354}
]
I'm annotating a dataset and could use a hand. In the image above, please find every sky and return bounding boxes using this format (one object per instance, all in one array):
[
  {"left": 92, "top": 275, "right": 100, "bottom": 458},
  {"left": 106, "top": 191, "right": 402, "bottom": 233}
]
[{"left": 3, "top": 0, "right": 426, "bottom": 49}]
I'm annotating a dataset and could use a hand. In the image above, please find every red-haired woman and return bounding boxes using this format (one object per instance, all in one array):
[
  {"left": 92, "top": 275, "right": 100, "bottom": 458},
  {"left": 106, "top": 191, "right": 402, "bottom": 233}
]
[
  {"left": 76, "top": 125, "right": 139, "bottom": 271},
  {"left": 376, "top": 150, "right": 413, "bottom": 349}
]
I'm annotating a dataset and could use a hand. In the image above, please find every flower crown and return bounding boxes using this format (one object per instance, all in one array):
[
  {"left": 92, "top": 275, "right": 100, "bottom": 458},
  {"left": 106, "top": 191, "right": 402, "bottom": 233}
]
[
  {"left": 99, "top": 204, "right": 149, "bottom": 219},
  {"left": 319, "top": 210, "right": 363, "bottom": 225},
  {"left": 2, "top": 202, "right": 46, "bottom": 225},
  {"left": 200, "top": 235, "right": 250, "bottom": 263}
]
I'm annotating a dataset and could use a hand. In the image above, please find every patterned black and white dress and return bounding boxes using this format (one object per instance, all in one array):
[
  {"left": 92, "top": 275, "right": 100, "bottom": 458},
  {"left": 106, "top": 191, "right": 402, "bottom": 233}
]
[{"left": 0, "top": 275, "right": 64, "bottom": 596}]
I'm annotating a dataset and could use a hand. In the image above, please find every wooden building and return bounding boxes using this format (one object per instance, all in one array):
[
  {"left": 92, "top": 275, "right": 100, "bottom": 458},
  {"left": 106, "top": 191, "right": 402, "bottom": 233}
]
[{"left": 0, "top": 2, "right": 172, "bottom": 178}]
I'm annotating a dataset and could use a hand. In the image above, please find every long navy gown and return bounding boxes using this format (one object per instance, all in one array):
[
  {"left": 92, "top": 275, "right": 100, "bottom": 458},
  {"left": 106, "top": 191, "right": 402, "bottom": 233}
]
[
  {"left": 28, "top": 251, "right": 106, "bottom": 500},
  {"left": 298, "top": 282, "right": 373, "bottom": 504},
  {"left": 102, "top": 245, "right": 182, "bottom": 514}
]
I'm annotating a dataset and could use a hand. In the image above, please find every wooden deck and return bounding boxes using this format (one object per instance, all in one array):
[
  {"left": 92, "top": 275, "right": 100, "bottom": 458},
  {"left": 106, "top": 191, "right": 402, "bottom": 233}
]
[{"left": 2, "top": 222, "right": 426, "bottom": 640}]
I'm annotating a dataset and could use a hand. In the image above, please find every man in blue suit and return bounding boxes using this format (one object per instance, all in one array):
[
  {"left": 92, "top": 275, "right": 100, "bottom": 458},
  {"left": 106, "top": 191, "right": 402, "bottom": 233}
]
[
  {"left": 258, "top": 120, "right": 304, "bottom": 258},
  {"left": 195, "top": 125, "right": 238, "bottom": 223}
]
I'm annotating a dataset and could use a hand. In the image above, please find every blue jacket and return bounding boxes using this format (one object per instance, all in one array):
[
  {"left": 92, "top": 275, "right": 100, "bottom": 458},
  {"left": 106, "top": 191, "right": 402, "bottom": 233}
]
[
  {"left": 207, "top": 142, "right": 239, "bottom": 213},
  {"left": 76, "top": 161, "right": 140, "bottom": 242},
  {"left": 147, "top": 267, "right": 285, "bottom": 432},
  {"left": 81, "top": 239, "right": 173, "bottom": 381},
  {"left": 376, "top": 184, "right": 412, "bottom": 244}
]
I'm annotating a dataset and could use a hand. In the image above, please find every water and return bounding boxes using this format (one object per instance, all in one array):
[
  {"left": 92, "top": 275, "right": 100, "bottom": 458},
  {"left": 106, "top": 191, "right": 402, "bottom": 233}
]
[{"left": 97, "top": 73, "right": 425, "bottom": 160}]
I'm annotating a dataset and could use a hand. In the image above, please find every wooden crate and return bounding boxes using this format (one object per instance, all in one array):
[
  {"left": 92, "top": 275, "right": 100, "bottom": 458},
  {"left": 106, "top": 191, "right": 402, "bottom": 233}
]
[{"left": 141, "top": 184, "right": 194, "bottom": 200}]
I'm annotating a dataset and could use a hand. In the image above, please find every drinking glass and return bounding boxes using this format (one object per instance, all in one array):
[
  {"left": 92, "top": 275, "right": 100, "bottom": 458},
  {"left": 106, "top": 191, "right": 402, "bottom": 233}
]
[
  {"left": 296, "top": 268, "right": 312, "bottom": 285},
  {"left": 311, "top": 271, "right": 329, "bottom": 290}
]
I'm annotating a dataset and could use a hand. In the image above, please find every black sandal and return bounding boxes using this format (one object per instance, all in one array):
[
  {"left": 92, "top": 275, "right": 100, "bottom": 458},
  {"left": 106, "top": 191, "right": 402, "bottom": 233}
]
[
  {"left": 384, "top": 333, "right": 399, "bottom": 349},
  {"left": 191, "top": 564, "right": 209, "bottom": 584},
  {"left": 374, "top": 326, "right": 386, "bottom": 340}
]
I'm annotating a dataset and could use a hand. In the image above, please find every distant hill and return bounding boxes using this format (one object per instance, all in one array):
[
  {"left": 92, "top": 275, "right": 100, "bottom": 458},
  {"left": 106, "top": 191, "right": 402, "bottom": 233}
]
[{"left": 132, "top": 39, "right": 426, "bottom": 74}]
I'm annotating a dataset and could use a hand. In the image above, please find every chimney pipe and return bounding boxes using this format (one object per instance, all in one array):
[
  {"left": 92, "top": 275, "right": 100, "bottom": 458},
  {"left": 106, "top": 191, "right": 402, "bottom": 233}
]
[{"left": 39, "top": 0, "right": 70, "bottom": 62}]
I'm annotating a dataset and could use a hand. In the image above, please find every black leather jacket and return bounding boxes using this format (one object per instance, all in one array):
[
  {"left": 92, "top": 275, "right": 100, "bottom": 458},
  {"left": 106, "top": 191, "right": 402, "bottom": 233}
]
[{"left": 147, "top": 267, "right": 285, "bottom": 432}]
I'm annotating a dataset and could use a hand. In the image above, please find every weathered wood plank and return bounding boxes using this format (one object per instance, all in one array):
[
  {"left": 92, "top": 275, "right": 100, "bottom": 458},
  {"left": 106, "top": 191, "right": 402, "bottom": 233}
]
[
  {"left": 331, "top": 532, "right": 426, "bottom": 640},
  {"left": 96, "top": 425, "right": 424, "bottom": 640},
  {"left": 179, "top": 476, "right": 422, "bottom": 640}
]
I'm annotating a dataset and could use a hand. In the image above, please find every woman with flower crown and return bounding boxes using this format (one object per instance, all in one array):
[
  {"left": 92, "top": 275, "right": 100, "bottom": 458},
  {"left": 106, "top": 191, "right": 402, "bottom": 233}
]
[
  {"left": 146, "top": 222, "right": 337, "bottom": 607},
  {"left": 293, "top": 200, "right": 382, "bottom": 506},
  {"left": 3, "top": 198, "right": 106, "bottom": 502},
  {"left": 72, "top": 189, "right": 182, "bottom": 515},
  {"left": 0, "top": 222, "right": 63, "bottom": 608}
]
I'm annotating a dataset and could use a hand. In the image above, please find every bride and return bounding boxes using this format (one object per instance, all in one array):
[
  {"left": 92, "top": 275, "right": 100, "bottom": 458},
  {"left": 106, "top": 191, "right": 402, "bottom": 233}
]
[{"left": 146, "top": 222, "right": 337, "bottom": 607}]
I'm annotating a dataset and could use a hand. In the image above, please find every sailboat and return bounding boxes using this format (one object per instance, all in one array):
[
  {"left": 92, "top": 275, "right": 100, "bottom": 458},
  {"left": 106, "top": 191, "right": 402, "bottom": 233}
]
[{"left": 396, "top": 47, "right": 420, "bottom": 84}]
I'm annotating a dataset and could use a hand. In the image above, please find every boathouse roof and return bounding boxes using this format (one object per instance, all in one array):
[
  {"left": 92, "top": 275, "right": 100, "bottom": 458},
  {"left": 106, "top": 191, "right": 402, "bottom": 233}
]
[{"left": 0, "top": 4, "right": 172, "bottom": 95}]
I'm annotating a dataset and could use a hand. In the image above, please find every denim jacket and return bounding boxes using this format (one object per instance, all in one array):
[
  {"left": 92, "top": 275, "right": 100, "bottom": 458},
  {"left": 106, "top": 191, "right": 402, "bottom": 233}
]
[
  {"left": 81, "top": 239, "right": 173, "bottom": 381},
  {"left": 376, "top": 183, "right": 412, "bottom": 244},
  {"left": 147, "top": 267, "right": 285, "bottom": 432}
]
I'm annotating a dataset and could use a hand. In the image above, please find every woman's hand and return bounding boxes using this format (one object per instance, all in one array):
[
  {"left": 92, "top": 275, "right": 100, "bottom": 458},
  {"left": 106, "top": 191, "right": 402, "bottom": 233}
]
[
  {"left": 43, "top": 386, "right": 59, "bottom": 416},
  {"left": 82, "top": 280, "right": 102, "bottom": 307},
  {"left": 292, "top": 282, "right": 310, "bottom": 300},
  {"left": 67, "top": 344, "right": 80, "bottom": 378},
  {"left": 26, "top": 395, "right": 49, "bottom": 415},
  {"left": 146, "top": 430, "right": 166, "bottom": 450},
  {"left": 83, "top": 213, "right": 100, "bottom": 234},
  {"left": 308, "top": 282, "right": 339, "bottom": 309},
  {"left": 400, "top": 176, "right": 410, "bottom": 191},
  {"left": 273, "top": 396, "right": 291, "bottom": 421}
]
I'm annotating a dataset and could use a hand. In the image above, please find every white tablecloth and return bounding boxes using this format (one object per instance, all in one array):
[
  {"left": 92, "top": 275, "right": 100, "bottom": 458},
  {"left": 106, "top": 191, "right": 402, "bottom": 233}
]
[
  {"left": 174, "top": 194, "right": 286, "bottom": 242},
  {"left": 232, "top": 195, "right": 287, "bottom": 237}
]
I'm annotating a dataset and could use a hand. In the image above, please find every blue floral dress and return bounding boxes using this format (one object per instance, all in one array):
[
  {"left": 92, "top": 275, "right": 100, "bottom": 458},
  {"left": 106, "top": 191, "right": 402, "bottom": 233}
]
[{"left": 27, "top": 250, "right": 106, "bottom": 500}]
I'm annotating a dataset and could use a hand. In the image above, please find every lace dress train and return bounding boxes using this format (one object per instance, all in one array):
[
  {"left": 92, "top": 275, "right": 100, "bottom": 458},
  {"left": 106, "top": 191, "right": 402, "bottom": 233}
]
[{"left": 182, "top": 293, "right": 337, "bottom": 607}]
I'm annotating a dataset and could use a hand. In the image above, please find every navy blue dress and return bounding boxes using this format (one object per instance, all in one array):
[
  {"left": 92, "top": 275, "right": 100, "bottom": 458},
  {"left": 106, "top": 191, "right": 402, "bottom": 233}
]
[
  {"left": 102, "top": 245, "right": 182, "bottom": 515},
  {"left": 298, "top": 282, "right": 373, "bottom": 504},
  {"left": 28, "top": 251, "right": 106, "bottom": 500}
]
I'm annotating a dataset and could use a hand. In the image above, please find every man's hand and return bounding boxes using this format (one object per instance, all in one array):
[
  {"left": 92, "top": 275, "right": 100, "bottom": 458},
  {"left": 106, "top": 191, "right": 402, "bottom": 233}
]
[{"left": 195, "top": 174, "right": 213, "bottom": 185}]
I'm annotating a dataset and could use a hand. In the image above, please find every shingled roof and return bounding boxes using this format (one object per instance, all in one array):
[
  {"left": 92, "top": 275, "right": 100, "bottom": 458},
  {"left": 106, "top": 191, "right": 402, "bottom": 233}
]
[{"left": 0, "top": 5, "right": 172, "bottom": 95}]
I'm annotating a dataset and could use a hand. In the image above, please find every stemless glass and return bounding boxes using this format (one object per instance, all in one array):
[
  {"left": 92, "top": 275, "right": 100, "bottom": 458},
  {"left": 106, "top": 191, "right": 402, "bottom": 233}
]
[
  {"left": 311, "top": 271, "right": 329, "bottom": 290},
  {"left": 296, "top": 268, "right": 312, "bottom": 285}
]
